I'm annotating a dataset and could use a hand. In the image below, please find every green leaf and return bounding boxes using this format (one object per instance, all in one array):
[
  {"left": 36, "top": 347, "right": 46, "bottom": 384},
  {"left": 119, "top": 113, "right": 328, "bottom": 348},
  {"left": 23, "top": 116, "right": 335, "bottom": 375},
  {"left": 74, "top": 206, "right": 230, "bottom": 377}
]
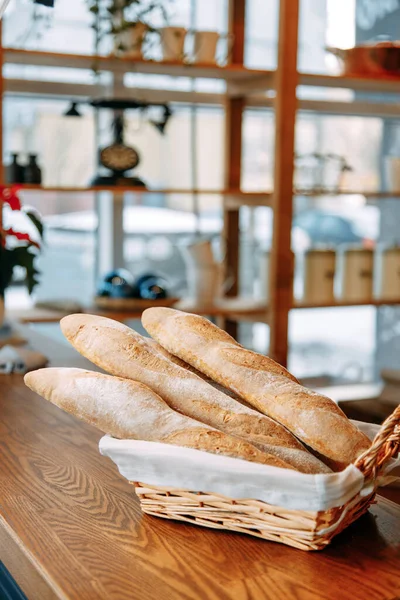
[{"left": 24, "top": 210, "right": 44, "bottom": 240}]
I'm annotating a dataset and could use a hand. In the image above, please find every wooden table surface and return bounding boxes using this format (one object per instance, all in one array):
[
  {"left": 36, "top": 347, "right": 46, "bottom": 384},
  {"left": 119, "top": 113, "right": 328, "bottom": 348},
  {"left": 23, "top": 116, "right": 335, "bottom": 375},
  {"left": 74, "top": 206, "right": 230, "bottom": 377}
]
[{"left": 1, "top": 328, "right": 400, "bottom": 600}]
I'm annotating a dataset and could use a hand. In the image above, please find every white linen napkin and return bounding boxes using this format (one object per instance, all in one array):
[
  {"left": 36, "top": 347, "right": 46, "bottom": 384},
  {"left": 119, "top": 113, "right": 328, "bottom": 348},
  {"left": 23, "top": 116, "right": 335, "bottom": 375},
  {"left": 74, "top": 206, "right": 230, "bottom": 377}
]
[
  {"left": 0, "top": 345, "right": 48, "bottom": 374},
  {"left": 99, "top": 421, "right": 400, "bottom": 512}
]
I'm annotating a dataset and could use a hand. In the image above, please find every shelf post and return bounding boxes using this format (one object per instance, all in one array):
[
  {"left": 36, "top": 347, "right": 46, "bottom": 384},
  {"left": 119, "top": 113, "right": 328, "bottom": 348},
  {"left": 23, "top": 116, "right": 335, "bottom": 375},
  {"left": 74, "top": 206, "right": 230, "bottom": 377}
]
[
  {"left": 269, "top": 0, "right": 299, "bottom": 367},
  {"left": 222, "top": 0, "right": 246, "bottom": 339}
]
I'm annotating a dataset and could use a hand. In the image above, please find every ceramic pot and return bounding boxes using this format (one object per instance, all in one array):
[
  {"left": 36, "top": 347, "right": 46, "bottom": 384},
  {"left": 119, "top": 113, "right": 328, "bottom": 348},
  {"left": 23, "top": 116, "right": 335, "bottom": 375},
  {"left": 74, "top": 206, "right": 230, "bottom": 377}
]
[
  {"left": 336, "top": 246, "right": 373, "bottom": 303},
  {"left": 302, "top": 249, "right": 336, "bottom": 305},
  {"left": 384, "top": 157, "right": 400, "bottom": 192},
  {"left": 374, "top": 245, "right": 400, "bottom": 301},
  {"left": 114, "top": 22, "right": 147, "bottom": 59},
  {"left": 186, "top": 264, "right": 220, "bottom": 306},
  {"left": 192, "top": 31, "right": 219, "bottom": 65},
  {"left": 182, "top": 238, "right": 215, "bottom": 267},
  {"left": 160, "top": 26, "right": 187, "bottom": 62}
]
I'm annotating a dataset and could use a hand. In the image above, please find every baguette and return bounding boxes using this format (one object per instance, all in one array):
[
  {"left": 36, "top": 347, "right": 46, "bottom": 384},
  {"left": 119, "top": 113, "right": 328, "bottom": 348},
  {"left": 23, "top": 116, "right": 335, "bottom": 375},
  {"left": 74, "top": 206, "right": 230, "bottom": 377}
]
[
  {"left": 142, "top": 308, "right": 371, "bottom": 471},
  {"left": 24, "top": 367, "right": 294, "bottom": 468},
  {"left": 146, "top": 337, "right": 242, "bottom": 401},
  {"left": 60, "top": 314, "right": 331, "bottom": 474}
]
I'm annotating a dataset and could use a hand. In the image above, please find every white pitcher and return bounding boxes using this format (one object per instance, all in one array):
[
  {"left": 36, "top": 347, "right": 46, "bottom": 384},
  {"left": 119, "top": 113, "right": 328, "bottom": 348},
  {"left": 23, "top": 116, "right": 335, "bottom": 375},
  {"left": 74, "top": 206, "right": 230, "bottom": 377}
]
[
  {"left": 160, "top": 26, "right": 187, "bottom": 62},
  {"left": 182, "top": 238, "right": 215, "bottom": 267},
  {"left": 186, "top": 264, "right": 220, "bottom": 306}
]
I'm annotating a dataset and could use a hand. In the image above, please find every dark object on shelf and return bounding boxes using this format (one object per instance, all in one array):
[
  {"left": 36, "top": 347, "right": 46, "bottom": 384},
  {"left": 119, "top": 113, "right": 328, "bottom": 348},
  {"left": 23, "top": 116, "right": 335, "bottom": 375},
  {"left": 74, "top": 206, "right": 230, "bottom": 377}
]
[
  {"left": 97, "top": 269, "right": 137, "bottom": 299},
  {"left": 91, "top": 110, "right": 146, "bottom": 187},
  {"left": 24, "top": 154, "right": 42, "bottom": 184},
  {"left": 89, "top": 98, "right": 172, "bottom": 187},
  {"left": 136, "top": 273, "right": 168, "bottom": 300},
  {"left": 6, "top": 153, "right": 25, "bottom": 184},
  {"left": 64, "top": 102, "right": 81, "bottom": 117}
]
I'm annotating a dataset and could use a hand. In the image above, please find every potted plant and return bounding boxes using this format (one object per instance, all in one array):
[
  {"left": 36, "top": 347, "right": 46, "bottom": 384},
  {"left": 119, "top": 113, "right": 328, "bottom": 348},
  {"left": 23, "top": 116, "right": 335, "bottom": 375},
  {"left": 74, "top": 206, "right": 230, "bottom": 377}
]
[
  {"left": 0, "top": 186, "right": 43, "bottom": 325},
  {"left": 87, "top": 0, "right": 171, "bottom": 59}
]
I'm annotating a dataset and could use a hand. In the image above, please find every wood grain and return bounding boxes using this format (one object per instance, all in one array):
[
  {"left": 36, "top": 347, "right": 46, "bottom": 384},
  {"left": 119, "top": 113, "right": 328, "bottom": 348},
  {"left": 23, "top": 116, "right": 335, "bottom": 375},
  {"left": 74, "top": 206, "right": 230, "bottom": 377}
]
[{"left": 1, "top": 328, "right": 400, "bottom": 600}]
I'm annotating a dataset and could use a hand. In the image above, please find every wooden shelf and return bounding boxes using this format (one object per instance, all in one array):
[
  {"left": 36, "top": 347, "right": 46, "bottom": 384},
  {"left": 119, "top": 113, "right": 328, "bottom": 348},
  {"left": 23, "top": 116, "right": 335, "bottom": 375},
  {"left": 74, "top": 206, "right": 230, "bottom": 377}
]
[
  {"left": 5, "top": 47, "right": 400, "bottom": 96},
  {"left": 293, "top": 299, "right": 400, "bottom": 309},
  {"left": 3, "top": 48, "right": 274, "bottom": 85}
]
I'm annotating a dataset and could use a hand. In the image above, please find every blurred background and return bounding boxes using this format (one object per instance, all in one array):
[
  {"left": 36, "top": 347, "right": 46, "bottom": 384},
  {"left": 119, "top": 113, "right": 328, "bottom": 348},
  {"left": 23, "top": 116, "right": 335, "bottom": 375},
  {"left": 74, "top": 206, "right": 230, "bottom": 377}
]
[{"left": 4, "top": 0, "right": 400, "bottom": 406}]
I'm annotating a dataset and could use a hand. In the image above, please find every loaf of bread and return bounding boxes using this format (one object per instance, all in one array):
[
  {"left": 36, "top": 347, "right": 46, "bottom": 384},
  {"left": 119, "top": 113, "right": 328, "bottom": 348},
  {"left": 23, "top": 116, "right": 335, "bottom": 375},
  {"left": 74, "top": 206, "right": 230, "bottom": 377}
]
[
  {"left": 142, "top": 308, "right": 371, "bottom": 471},
  {"left": 60, "top": 314, "right": 331, "bottom": 474},
  {"left": 24, "top": 367, "right": 294, "bottom": 468},
  {"left": 147, "top": 337, "right": 242, "bottom": 401}
]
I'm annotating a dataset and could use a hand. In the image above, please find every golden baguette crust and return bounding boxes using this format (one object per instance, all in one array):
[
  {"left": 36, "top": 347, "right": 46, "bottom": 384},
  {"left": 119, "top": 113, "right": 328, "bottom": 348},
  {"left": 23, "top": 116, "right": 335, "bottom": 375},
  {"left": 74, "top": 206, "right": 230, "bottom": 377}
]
[
  {"left": 142, "top": 308, "right": 371, "bottom": 471},
  {"left": 146, "top": 337, "right": 244, "bottom": 401},
  {"left": 60, "top": 314, "right": 331, "bottom": 474},
  {"left": 24, "top": 367, "right": 294, "bottom": 468}
]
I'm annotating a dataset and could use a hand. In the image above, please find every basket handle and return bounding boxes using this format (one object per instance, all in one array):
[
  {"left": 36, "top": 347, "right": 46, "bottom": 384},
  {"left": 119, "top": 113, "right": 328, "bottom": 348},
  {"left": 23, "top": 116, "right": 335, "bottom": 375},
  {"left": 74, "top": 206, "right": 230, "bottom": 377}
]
[{"left": 354, "top": 404, "right": 400, "bottom": 480}]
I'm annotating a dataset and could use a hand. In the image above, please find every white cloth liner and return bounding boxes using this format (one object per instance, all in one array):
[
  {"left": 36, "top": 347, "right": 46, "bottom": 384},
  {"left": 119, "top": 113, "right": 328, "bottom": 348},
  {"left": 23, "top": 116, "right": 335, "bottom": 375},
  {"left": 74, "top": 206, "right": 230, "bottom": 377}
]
[{"left": 99, "top": 420, "right": 400, "bottom": 515}]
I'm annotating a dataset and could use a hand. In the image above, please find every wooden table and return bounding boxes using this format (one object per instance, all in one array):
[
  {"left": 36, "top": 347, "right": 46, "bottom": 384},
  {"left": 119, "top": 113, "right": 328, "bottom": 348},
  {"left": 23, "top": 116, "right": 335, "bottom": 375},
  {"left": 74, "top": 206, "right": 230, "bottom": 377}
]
[{"left": 1, "top": 329, "right": 400, "bottom": 600}]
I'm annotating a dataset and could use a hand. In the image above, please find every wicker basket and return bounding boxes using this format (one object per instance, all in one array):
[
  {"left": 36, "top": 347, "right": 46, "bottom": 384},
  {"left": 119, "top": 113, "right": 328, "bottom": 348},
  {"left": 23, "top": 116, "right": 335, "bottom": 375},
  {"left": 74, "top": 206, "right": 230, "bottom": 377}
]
[{"left": 132, "top": 405, "right": 400, "bottom": 551}]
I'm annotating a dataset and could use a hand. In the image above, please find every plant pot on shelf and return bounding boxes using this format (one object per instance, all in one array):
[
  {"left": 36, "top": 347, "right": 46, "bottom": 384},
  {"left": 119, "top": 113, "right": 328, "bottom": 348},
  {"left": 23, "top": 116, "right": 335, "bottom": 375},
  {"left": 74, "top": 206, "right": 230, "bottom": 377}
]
[
  {"left": 160, "top": 26, "right": 187, "bottom": 62},
  {"left": 192, "top": 30, "right": 219, "bottom": 65},
  {"left": 114, "top": 22, "right": 148, "bottom": 59}
]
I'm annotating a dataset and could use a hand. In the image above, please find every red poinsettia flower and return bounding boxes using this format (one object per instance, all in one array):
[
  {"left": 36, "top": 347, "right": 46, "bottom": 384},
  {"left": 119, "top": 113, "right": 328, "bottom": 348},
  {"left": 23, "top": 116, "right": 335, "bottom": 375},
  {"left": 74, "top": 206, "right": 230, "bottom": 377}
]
[
  {"left": 0, "top": 185, "right": 22, "bottom": 211},
  {"left": 4, "top": 227, "right": 40, "bottom": 249}
]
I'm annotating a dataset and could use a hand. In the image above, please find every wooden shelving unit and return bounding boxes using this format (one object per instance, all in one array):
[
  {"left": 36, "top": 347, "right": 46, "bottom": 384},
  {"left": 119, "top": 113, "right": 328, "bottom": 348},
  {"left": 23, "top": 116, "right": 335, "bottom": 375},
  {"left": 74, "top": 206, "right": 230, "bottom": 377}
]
[{"left": 2, "top": 2, "right": 400, "bottom": 366}]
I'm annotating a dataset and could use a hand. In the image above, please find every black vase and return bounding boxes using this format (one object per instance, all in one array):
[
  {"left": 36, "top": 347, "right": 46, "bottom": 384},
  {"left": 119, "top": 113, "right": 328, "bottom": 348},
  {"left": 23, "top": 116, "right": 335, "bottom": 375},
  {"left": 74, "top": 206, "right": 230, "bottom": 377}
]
[
  {"left": 24, "top": 154, "right": 42, "bottom": 185},
  {"left": 6, "top": 153, "right": 25, "bottom": 184}
]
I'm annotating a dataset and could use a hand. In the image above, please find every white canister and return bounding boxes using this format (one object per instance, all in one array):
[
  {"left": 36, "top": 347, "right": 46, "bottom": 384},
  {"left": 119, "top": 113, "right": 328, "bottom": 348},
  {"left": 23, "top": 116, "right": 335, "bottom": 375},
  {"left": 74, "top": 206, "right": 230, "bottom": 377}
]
[
  {"left": 192, "top": 31, "right": 219, "bottom": 65},
  {"left": 384, "top": 157, "right": 400, "bottom": 192},
  {"left": 114, "top": 22, "right": 147, "bottom": 59},
  {"left": 160, "top": 26, "right": 187, "bottom": 62},
  {"left": 336, "top": 247, "right": 374, "bottom": 302},
  {"left": 374, "top": 245, "right": 400, "bottom": 300},
  {"left": 299, "top": 249, "right": 336, "bottom": 305}
]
